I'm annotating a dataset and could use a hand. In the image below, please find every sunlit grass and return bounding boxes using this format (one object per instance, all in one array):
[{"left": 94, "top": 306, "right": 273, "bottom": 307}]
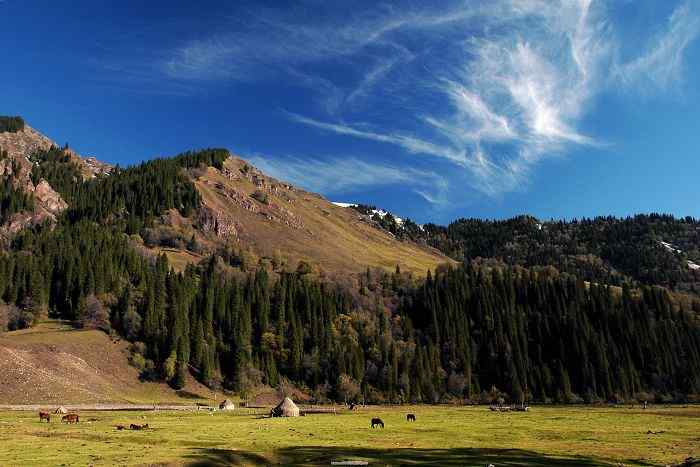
[{"left": 1, "top": 405, "right": 697, "bottom": 466}]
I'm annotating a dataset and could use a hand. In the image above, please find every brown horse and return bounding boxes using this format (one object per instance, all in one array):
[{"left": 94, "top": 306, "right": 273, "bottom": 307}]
[
  {"left": 61, "top": 414, "right": 79, "bottom": 424},
  {"left": 406, "top": 413, "right": 416, "bottom": 422},
  {"left": 39, "top": 412, "right": 51, "bottom": 423},
  {"left": 371, "top": 418, "right": 384, "bottom": 428},
  {"left": 130, "top": 423, "right": 149, "bottom": 430}
]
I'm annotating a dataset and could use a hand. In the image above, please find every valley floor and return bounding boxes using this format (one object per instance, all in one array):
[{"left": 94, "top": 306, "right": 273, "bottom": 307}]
[{"left": 0, "top": 405, "right": 698, "bottom": 466}]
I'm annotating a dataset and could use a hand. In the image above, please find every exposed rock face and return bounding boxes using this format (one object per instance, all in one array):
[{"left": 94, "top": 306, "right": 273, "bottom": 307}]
[
  {"left": 198, "top": 206, "right": 238, "bottom": 239},
  {"left": 0, "top": 179, "right": 68, "bottom": 235},
  {"left": 0, "top": 125, "right": 54, "bottom": 164},
  {"left": 79, "top": 155, "right": 112, "bottom": 178},
  {"left": 0, "top": 126, "right": 70, "bottom": 234},
  {"left": 4, "top": 212, "right": 36, "bottom": 235},
  {"left": 205, "top": 180, "right": 260, "bottom": 214},
  {"left": 33, "top": 179, "right": 68, "bottom": 215},
  {"left": 203, "top": 171, "right": 306, "bottom": 233}
]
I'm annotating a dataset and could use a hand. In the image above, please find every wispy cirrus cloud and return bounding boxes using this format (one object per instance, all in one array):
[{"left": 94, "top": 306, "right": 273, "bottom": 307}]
[
  {"left": 286, "top": 112, "right": 467, "bottom": 166},
  {"left": 285, "top": 0, "right": 613, "bottom": 196},
  {"left": 616, "top": 2, "right": 700, "bottom": 90},
  {"left": 107, "top": 1, "right": 700, "bottom": 205}
]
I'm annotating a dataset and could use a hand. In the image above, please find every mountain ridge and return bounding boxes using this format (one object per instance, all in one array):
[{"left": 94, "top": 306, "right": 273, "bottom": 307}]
[{"left": 0, "top": 120, "right": 450, "bottom": 276}]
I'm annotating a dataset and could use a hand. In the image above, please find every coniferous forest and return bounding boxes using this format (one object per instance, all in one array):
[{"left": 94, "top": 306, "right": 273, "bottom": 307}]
[
  {"left": 0, "top": 116, "right": 24, "bottom": 133},
  {"left": 1, "top": 147, "right": 699, "bottom": 405}
]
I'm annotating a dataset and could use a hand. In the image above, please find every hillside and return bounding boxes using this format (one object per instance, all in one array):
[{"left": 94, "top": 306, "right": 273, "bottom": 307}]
[
  {"left": 0, "top": 121, "right": 449, "bottom": 276},
  {"left": 0, "top": 122, "right": 111, "bottom": 238},
  {"left": 188, "top": 157, "right": 448, "bottom": 275},
  {"left": 386, "top": 214, "right": 700, "bottom": 296},
  {"left": 0, "top": 321, "right": 210, "bottom": 404},
  {"left": 0, "top": 118, "right": 698, "bottom": 406}
]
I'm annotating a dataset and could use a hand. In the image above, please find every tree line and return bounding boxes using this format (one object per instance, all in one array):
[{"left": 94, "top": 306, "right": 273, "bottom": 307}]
[
  {"left": 0, "top": 147, "right": 699, "bottom": 403},
  {"left": 386, "top": 214, "right": 700, "bottom": 296},
  {"left": 0, "top": 116, "right": 25, "bottom": 133}
]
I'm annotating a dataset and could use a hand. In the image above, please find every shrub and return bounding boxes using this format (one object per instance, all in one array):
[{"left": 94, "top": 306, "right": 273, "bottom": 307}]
[
  {"left": 77, "top": 294, "right": 111, "bottom": 331},
  {"left": 0, "top": 303, "right": 33, "bottom": 331},
  {"left": 251, "top": 190, "right": 269, "bottom": 204},
  {"left": 0, "top": 303, "right": 9, "bottom": 331},
  {"left": 336, "top": 374, "right": 360, "bottom": 403},
  {"left": 172, "top": 362, "right": 188, "bottom": 390},
  {"left": 296, "top": 260, "right": 313, "bottom": 275}
]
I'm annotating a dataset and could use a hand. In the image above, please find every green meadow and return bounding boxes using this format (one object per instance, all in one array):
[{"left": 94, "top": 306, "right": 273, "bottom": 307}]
[{"left": 0, "top": 405, "right": 698, "bottom": 466}]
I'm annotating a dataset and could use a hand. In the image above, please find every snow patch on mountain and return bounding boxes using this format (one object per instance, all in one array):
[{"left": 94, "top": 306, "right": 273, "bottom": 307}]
[
  {"left": 333, "top": 202, "right": 408, "bottom": 227},
  {"left": 659, "top": 241, "right": 682, "bottom": 254},
  {"left": 371, "top": 208, "right": 404, "bottom": 226},
  {"left": 658, "top": 241, "right": 700, "bottom": 271},
  {"left": 332, "top": 202, "right": 357, "bottom": 208}
]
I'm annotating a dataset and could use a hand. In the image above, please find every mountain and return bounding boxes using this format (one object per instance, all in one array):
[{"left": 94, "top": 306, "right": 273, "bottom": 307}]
[
  {"left": 187, "top": 156, "right": 449, "bottom": 275},
  {"left": 0, "top": 117, "right": 698, "bottom": 406},
  {"left": 0, "top": 119, "right": 448, "bottom": 276},
  {"left": 412, "top": 215, "right": 700, "bottom": 296},
  {"left": 0, "top": 120, "right": 111, "bottom": 237}
]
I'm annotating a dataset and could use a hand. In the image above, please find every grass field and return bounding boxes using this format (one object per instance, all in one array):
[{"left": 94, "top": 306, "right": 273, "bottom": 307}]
[{"left": 0, "top": 405, "right": 698, "bottom": 466}]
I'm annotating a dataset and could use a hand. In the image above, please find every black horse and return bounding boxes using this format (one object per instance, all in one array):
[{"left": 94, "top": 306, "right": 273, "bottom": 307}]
[
  {"left": 406, "top": 413, "right": 416, "bottom": 422},
  {"left": 371, "top": 418, "right": 384, "bottom": 428}
]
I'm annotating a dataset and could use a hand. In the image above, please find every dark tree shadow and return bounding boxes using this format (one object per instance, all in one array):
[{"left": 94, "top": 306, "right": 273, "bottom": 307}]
[
  {"left": 185, "top": 448, "right": 272, "bottom": 466},
  {"left": 176, "top": 389, "right": 204, "bottom": 399},
  {"left": 185, "top": 446, "right": 639, "bottom": 466}
]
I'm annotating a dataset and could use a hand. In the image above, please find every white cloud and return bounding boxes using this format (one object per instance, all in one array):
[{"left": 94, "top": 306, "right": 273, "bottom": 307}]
[
  {"left": 617, "top": 2, "right": 700, "bottom": 90},
  {"left": 112, "top": 0, "right": 700, "bottom": 203},
  {"left": 286, "top": 0, "right": 610, "bottom": 196},
  {"left": 286, "top": 113, "right": 468, "bottom": 166},
  {"left": 247, "top": 154, "right": 449, "bottom": 205}
]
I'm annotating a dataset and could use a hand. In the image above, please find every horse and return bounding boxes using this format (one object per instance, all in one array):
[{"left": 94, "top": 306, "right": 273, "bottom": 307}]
[
  {"left": 371, "top": 418, "right": 384, "bottom": 428},
  {"left": 61, "top": 414, "right": 79, "bottom": 424},
  {"left": 39, "top": 412, "right": 51, "bottom": 423},
  {"left": 406, "top": 413, "right": 416, "bottom": 422},
  {"left": 130, "top": 423, "right": 149, "bottom": 430}
]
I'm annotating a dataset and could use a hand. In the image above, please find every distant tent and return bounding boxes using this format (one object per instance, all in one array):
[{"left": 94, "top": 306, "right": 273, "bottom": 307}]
[
  {"left": 219, "top": 399, "right": 235, "bottom": 411},
  {"left": 270, "top": 397, "right": 300, "bottom": 417},
  {"left": 55, "top": 406, "right": 68, "bottom": 414}
]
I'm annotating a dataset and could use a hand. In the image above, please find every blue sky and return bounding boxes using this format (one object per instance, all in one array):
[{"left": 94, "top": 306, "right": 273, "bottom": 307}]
[{"left": 2, "top": 0, "right": 699, "bottom": 224}]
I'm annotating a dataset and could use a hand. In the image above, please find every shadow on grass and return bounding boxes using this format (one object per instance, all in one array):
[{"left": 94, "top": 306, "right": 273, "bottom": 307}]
[
  {"left": 176, "top": 389, "right": 205, "bottom": 399},
  {"left": 185, "top": 446, "right": 619, "bottom": 466},
  {"left": 185, "top": 448, "right": 271, "bottom": 466}
]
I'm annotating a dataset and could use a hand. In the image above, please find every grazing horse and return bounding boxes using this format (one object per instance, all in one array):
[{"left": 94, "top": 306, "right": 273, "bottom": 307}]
[
  {"left": 371, "top": 418, "right": 384, "bottom": 429},
  {"left": 61, "top": 414, "right": 79, "bottom": 424},
  {"left": 39, "top": 412, "right": 51, "bottom": 423},
  {"left": 406, "top": 413, "right": 416, "bottom": 422}
]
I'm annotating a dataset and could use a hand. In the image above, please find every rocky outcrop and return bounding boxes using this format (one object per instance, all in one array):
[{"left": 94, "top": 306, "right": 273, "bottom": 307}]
[
  {"left": 33, "top": 179, "right": 68, "bottom": 215},
  {"left": 0, "top": 125, "right": 54, "bottom": 165},
  {"left": 0, "top": 126, "right": 71, "bottom": 234},
  {"left": 198, "top": 206, "right": 238, "bottom": 239},
  {"left": 77, "top": 155, "right": 112, "bottom": 178},
  {"left": 0, "top": 178, "right": 67, "bottom": 235}
]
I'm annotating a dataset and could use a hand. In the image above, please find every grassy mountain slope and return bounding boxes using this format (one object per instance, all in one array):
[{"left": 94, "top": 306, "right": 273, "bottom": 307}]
[
  {"left": 0, "top": 321, "right": 210, "bottom": 404},
  {"left": 190, "top": 157, "right": 449, "bottom": 275}
]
